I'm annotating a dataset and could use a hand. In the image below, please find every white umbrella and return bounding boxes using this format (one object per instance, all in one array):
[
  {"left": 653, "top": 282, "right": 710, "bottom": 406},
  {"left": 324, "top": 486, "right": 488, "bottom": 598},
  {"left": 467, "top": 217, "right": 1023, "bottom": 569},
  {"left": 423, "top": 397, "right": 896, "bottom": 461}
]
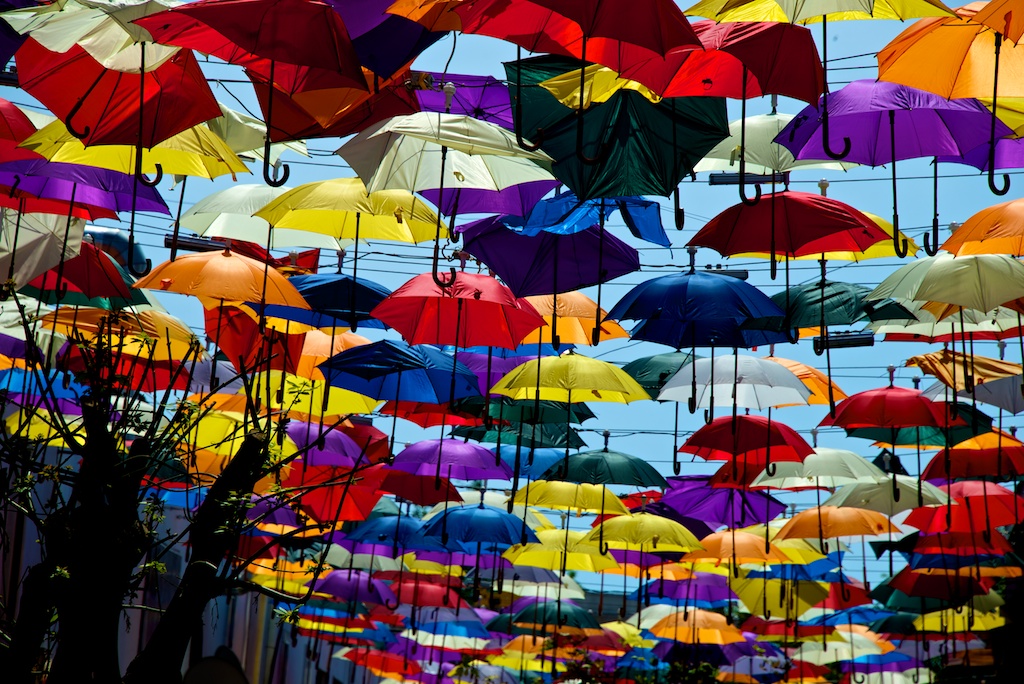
[
  {"left": 0, "top": 210, "right": 84, "bottom": 288},
  {"left": 751, "top": 447, "right": 886, "bottom": 490},
  {"left": 823, "top": 475, "right": 949, "bottom": 514},
  {"left": 337, "top": 113, "right": 555, "bottom": 195},
  {"left": 659, "top": 355, "right": 811, "bottom": 419},
  {"left": 921, "top": 376, "right": 1024, "bottom": 415}
]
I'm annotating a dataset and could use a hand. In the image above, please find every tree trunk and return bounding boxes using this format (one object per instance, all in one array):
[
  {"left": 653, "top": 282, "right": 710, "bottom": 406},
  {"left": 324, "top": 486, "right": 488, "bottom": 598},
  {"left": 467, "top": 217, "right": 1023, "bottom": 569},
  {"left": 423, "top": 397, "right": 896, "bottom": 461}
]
[{"left": 123, "top": 431, "right": 269, "bottom": 684}]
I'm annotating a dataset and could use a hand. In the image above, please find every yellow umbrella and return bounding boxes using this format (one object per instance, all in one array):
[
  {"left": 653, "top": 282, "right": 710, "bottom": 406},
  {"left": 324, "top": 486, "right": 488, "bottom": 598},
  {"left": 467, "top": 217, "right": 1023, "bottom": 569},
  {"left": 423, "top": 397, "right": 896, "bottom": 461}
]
[
  {"left": 583, "top": 513, "right": 704, "bottom": 553},
  {"left": 491, "top": 351, "right": 650, "bottom": 403},
  {"left": 914, "top": 609, "right": 1005, "bottom": 633},
  {"left": 183, "top": 410, "right": 290, "bottom": 492},
  {"left": 38, "top": 307, "right": 200, "bottom": 361},
  {"left": 512, "top": 480, "right": 630, "bottom": 515},
  {"left": 684, "top": 0, "right": 953, "bottom": 24},
  {"left": 520, "top": 291, "right": 630, "bottom": 347},
  {"left": 732, "top": 578, "right": 831, "bottom": 620},
  {"left": 19, "top": 119, "right": 248, "bottom": 179},
  {"left": 538, "top": 64, "right": 662, "bottom": 108},
  {"left": 504, "top": 528, "right": 620, "bottom": 572}
]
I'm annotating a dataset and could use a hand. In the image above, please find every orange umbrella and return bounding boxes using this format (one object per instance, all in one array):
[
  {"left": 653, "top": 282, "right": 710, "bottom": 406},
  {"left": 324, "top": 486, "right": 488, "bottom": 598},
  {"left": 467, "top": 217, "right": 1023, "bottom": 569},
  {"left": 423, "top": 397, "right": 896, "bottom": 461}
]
[
  {"left": 906, "top": 348, "right": 1021, "bottom": 391},
  {"left": 648, "top": 608, "right": 746, "bottom": 644},
  {"left": 682, "top": 531, "right": 789, "bottom": 566},
  {"left": 764, "top": 356, "right": 847, "bottom": 406},
  {"left": 942, "top": 196, "right": 1024, "bottom": 256},
  {"left": 972, "top": 0, "right": 1024, "bottom": 44},
  {"left": 775, "top": 506, "right": 900, "bottom": 541},
  {"left": 520, "top": 291, "right": 629, "bottom": 346},
  {"left": 134, "top": 248, "right": 310, "bottom": 308}
]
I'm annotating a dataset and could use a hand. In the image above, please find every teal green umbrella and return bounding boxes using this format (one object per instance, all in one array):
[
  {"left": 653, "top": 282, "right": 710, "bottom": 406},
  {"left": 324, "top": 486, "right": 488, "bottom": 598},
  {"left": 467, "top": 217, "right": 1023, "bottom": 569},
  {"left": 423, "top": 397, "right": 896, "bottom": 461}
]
[
  {"left": 539, "top": 444, "right": 668, "bottom": 488},
  {"left": 450, "top": 422, "right": 587, "bottom": 450},
  {"left": 504, "top": 54, "right": 729, "bottom": 200},
  {"left": 512, "top": 600, "right": 601, "bottom": 631},
  {"left": 769, "top": 280, "right": 916, "bottom": 330},
  {"left": 622, "top": 351, "right": 700, "bottom": 476},
  {"left": 453, "top": 397, "right": 596, "bottom": 425}
]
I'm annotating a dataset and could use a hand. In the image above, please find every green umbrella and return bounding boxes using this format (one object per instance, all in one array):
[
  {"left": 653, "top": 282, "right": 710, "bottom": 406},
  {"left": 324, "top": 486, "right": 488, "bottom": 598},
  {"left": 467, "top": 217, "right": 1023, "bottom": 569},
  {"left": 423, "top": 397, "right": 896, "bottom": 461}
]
[
  {"left": 539, "top": 444, "right": 667, "bottom": 488},
  {"left": 453, "top": 397, "right": 596, "bottom": 425},
  {"left": 770, "top": 280, "right": 916, "bottom": 330},
  {"left": 451, "top": 422, "right": 587, "bottom": 450},
  {"left": 869, "top": 612, "right": 919, "bottom": 635},
  {"left": 504, "top": 54, "right": 729, "bottom": 200},
  {"left": 511, "top": 599, "right": 601, "bottom": 631},
  {"left": 622, "top": 351, "right": 701, "bottom": 476}
]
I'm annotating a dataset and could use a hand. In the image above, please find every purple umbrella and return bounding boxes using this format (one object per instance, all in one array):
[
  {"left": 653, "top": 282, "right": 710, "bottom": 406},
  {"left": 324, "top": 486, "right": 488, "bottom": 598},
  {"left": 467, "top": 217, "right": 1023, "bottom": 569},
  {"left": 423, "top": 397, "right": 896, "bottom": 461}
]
[
  {"left": 939, "top": 136, "right": 1024, "bottom": 171},
  {"left": 393, "top": 439, "right": 513, "bottom": 481},
  {"left": 246, "top": 495, "right": 301, "bottom": 526},
  {"left": 458, "top": 216, "right": 640, "bottom": 298},
  {"left": 775, "top": 79, "right": 1015, "bottom": 256},
  {"left": 417, "top": 73, "right": 513, "bottom": 128},
  {"left": 420, "top": 179, "right": 559, "bottom": 217},
  {"left": 307, "top": 568, "right": 398, "bottom": 605},
  {"left": 0, "top": 160, "right": 170, "bottom": 215},
  {"left": 287, "top": 421, "right": 374, "bottom": 468},
  {"left": 659, "top": 475, "right": 785, "bottom": 529},
  {"left": 326, "top": 0, "right": 445, "bottom": 80},
  {"left": 452, "top": 349, "right": 534, "bottom": 396}
]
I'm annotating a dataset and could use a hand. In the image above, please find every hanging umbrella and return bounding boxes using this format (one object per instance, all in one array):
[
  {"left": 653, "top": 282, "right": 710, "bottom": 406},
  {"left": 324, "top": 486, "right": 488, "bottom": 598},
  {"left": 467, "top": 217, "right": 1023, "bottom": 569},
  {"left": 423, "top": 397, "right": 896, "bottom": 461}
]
[
  {"left": 622, "top": 351, "right": 700, "bottom": 394},
  {"left": 260, "top": 273, "right": 392, "bottom": 331},
  {"left": 420, "top": 179, "right": 559, "bottom": 217},
  {"left": 771, "top": 280, "right": 916, "bottom": 331},
  {"left": 421, "top": 504, "right": 538, "bottom": 551},
  {"left": 505, "top": 53, "right": 728, "bottom": 200},
  {"left": 878, "top": 3, "right": 1024, "bottom": 196},
  {"left": 921, "top": 429, "right": 1024, "bottom": 480},
  {"left": 680, "top": 414, "right": 814, "bottom": 482},
  {"left": 823, "top": 476, "right": 949, "bottom": 514},
  {"left": 370, "top": 271, "right": 544, "bottom": 349},
  {"left": 520, "top": 291, "right": 629, "bottom": 346},
  {"left": 940, "top": 196, "right": 1024, "bottom": 256},
  {"left": 538, "top": 442, "right": 667, "bottom": 487},
  {"left": 764, "top": 357, "right": 848, "bottom": 406},
  {"left": 504, "top": 529, "right": 619, "bottom": 572},
  {"left": 393, "top": 439, "right": 512, "bottom": 481},
  {"left": 583, "top": 512, "right": 704, "bottom": 553},
  {"left": 607, "top": 271, "right": 791, "bottom": 350},
  {"left": 450, "top": 422, "right": 588, "bottom": 450},
  {"left": 659, "top": 476, "right": 787, "bottom": 529},
  {"left": 491, "top": 351, "right": 649, "bottom": 404},
  {"left": 512, "top": 481, "right": 630, "bottom": 516},
  {"left": 647, "top": 608, "right": 745, "bottom": 644},
  {"left": 906, "top": 348, "right": 1020, "bottom": 392},
  {"left": 0, "top": 210, "right": 85, "bottom": 287},
  {"left": 180, "top": 184, "right": 312, "bottom": 250}
]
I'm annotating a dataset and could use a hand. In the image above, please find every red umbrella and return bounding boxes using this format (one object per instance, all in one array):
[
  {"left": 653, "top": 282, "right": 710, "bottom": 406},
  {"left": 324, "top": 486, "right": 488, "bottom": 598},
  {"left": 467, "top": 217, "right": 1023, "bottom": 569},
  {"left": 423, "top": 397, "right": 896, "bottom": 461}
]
[
  {"left": 28, "top": 242, "right": 132, "bottom": 299},
  {"left": 390, "top": 579, "right": 469, "bottom": 607},
  {"left": 15, "top": 38, "right": 220, "bottom": 148},
  {"left": 819, "top": 386, "right": 962, "bottom": 431},
  {"left": 689, "top": 191, "right": 890, "bottom": 266},
  {"left": 136, "top": 0, "right": 368, "bottom": 184},
  {"left": 940, "top": 481, "right": 1024, "bottom": 531},
  {"left": 905, "top": 498, "right": 1019, "bottom": 534},
  {"left": 888, "top": 567, "right": 995, "bottom": 600},
  {"left": 204, "top": 305, "right": 306, "bottom": 375},
  {"left": 340, "top": 648, "right": 422, "bottom": 676},
  {"left": 815, "top": 581, "right": 871, "bottom": 611},
  {"left": 337, "top": 422, "right": 392, "bottom": 465},
  {"left": 913, "top": 530, "right": 1013, "bottom": 556},
  {"left": 378, "top": 467, "right": 463, "bottom": 506},
  {"left": 0, "top": 97, "right": 42, "bottom": 164},
  {"left": 0, "top": 195, "right": 115, "bottom": 221},
  {"left": 370, "top": 272, "right": 545, "bottom": 350},
  {"left": 380, "top": 400, "right": 483, "bottom": 428},
  {"left": 679, "top": 414, "right": 814, "bottom": 483},
  {"left": 922, "top": 438, "right": 1024, "bottom": 482},
  {"left": 59, "top": 350, "right": 191, "bottom": 393}
]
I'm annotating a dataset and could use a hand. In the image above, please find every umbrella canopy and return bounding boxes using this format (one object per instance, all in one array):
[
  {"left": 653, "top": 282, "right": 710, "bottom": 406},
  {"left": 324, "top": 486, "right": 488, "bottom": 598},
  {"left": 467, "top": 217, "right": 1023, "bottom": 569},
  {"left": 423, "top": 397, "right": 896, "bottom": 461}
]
[
  {"left": 491, "top": 351, "right": 650, "bottom": 404},
  {"left": 421, "top": 504, "right": 537, "bottom": 550},
  {"left": 607, "top": 272, "right": 790, "bottom": 349},
  {"left": 370, "top": 271, "right": 545, "bottom": 350},
  {"left": 941, "top": 197, "right": 1024, "bottom": 256},
  {"left": 648, "top": 608, "right": 745, "bottom": 644},
  {"left": 775, "top": 506, "right": 900, "bottom": 540},
  {"left": 770, "top": 280, "right": 915, "bottom": 330},
  {"left": 660, "top": 355, "right": 812, "bottom": 410},
  {"left": 680, "top": 415, "right": 814, "bottom": 465},
  {"left": 458, "top": 216, "right": 641, "bottom": 298},
  {"left": 584, "top": 512, "right": 704, "bottom": 552},
  {"left": 512, "top": 481, "right": 630, "bottom": 515},
  {"left": 393, "top": 439, "right": 512, "bottom": 481},
  {"left": 869, "top": 253, "right": 1024, "bottom": 314},
  {"left": 336, "top": 112, "right": 555, "bottom": 194},
  {"left": 538, "top": 446, "right": 667, "bottom": 487},
  {"left": 505, "top": 54, "right": 729, "bottom": 199},
  {"left": 521, "top": 291, "right": 630, "bottom": 346},
  {"left": 622, "top": 351, "right": 700, "bottom": 394},
  {"left": 823, "top": 476, "right": 949, "bottom": 514},
  {"left": 658, "top": 477, "right": 786, "bottom": 528}
]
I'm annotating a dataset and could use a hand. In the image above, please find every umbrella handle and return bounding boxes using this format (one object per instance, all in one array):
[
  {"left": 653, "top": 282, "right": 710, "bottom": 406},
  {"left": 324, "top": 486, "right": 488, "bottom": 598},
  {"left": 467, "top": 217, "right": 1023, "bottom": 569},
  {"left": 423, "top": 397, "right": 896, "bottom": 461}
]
[
  {"left": 923, "top": 215, "right": 941, "bottom": 256},
  {"left": 263, "top": 141, "right": 290, "bottom": 187},
  {"left": 513, "top": 47, "right": 545, "bottom": 152},
  {"left": 765, "top": 461, "right": 777, "bottom": 477},
  {"left": 737, "top": 71, "right": 761, "bottom": 207},
  {"left": 988, "top": 166, "right": 1010, "bottom": 196},
  {"left": 138, "top": 164, "right": 163, "bottom": 188},
  {"left": 891, "top": 471, "right": 901, "bottom": 503},
  {"left": 574, "top": 38, "right": 612, "bottom": 166},
  {"left": 820, "top": 112, "right": 851, "bottom": 161},
  {"left": 673, "top": 187, "right": 685, "bottom": 230},
  {"left": 126, "top": 232, "right": 152, "bottom": 277},
  {"left": 703, "top": 408, "right": 712, "bottom": 424},
  {"left": 839, "top": 581, "right": 851, "bottom": 602},
  {"left": 852, "top": 673, "right": 866, "bottom": 684},
  {"left": 65, "top": 97, "right": 92, "bottom": 140},
  {"left": 989, "top": 34, "right": 1011, "bottom": 196},
  {"left": 384, "top": 598, "right": 399, "bottom": 610}
]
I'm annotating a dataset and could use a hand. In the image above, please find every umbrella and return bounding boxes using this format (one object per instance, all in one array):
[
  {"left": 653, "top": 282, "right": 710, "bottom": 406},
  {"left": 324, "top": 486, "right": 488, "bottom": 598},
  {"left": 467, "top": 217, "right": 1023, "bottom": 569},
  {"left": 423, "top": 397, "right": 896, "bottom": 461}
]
[
  {"left": 393, "top": 439, "right": 512, "bottom": 481},
  {"left": 775, "top": 79, "right": 1012, "bottom": 255},
  {"left": 583, "top": 512, "right": 704, "bottom": 553},
  {"left": 764, "top": 357, "right": 849, "bottom": 407},
  {"left": 776, "top": 506, "right": 899, "bottom": 543},
  {"left": 922, "top": 429, "right": 1024, "bottom": 480},
  {"left": 622, "top": 351, "right": 699, "bottom": 394},
  {"left": 491, "top": 351, "right": 649, "bottom": 404},
  {"left": 261, "top": 273, "right": 392, "bottom": 331},
  {"left": 0, "top": 210, "right": 84, "bottom": 287},
  {"left": 421, "top": 504, "right": 538, "bottom": 550},
  {"left": 647, "top": 608, "right": 745, "bottom": 644},
  {"left": 538, "top": 441, "right": 667, "bottom": 487},
  {"left": 419, "top": 178, "right": 559, "bottom": 217},
  {"left": 504, "top": 529, "right": 619, "bottom": 573},
  {"left": 451, "top": 420, "right": 587, "bottom": 449},
  {"left": 512, "top": 481, "right": 630, "bottom": 516},
  {"left": 307, "top": 569, "right": 398, "bottom": 606},
  {"left": 680, "top": 414, "right": 814, "bottom": 481},
  {"left": 878, "top": 3, "right": 1024, "bottom": 196},
  {"left": 520, "top": 291, "right": 629, "bottom": 347},
  {"left": 660, "top": 475, "right": 787, "bottom": 529},
  {"left": 607, "top": 271, "right": 790, "bottom": 350},
  {"left": 370, "top": 271, "right": 544, "bottom": 349},
  {"left": 823, "top": 476, "right": 949, "bottom": 514},
  {"left": 137, "top": 0, "right": 369, "bottom": 184},
  {"left": 940, "top": 196, "right": 1024, "bottom": 256},
  {"left": 505, "top": 53, "right": 728, "bottom": 199}
]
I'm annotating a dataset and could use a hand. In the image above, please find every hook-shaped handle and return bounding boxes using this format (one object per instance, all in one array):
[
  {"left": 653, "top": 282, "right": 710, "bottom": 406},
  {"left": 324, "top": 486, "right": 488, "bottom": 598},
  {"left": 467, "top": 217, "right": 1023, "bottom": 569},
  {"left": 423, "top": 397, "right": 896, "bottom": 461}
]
[
  {"left": 739, "top": 181, "right": 761, "bottom": 206},
  {"left": 7, "top": 174, "right": 20, "bottom": 198},
  {"left": 765, "top": 461, "right": 777, "bottom": 477},
  {"left": 821, "top": 111, "right": 851, "bottom": 161},
  {"left": 672, "top": 452, "right": 681, "bottom": 476},
  {"left": 384, "top": 598, "right": 400, "bottom": 610},
  {"left": 703, "top": 408, "right": 713, "bottom": 424},
  {"left": 126, "top": 233, "right": 152, "bottom": 277},
  {"left": 138, "top": 163, "right": 163, "bottom": 188},
  {"left": 263, "top": 142, "right": 290, "bottom": 187},
  {"left": 988, "top": 166, "right": 1010, "bottom": 196},
  {"left": 512, "top": 48, "right": 544, "bottom": 152},
  {"left": 575, "top": 113, "right": 611, "bottom": 165},
  {"left": 65, "top": 98, "right": 92, "bottom": 140},
  {"left": 923, "top": 217, "right": 941, "bottom": 256},
  {"left": 852, "top": 672, "right": 867, "bottom": 684},
  {"left": 673, "top": 187, "right": 684, "bottom": 230},
  {"left": 893, "top": 229, "right": 909, "bottom": 258},
  {"left": 432, "top": 267, "right": 457, "bottom": 290},
  {"left": 839, "top": 581, "right": 852, "bottom": 602}
]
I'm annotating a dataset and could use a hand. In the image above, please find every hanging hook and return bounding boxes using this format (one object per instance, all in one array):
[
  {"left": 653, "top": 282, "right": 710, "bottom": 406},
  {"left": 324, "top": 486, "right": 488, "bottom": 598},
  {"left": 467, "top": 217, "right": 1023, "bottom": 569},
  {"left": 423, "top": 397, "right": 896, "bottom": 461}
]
[
  {"left": 989, "top": 33, "right": 1011, "bottom": 196},
  {"left": 737, "top": 67, "right": 761, "bottom": 207},
  {"left": 819, "top": 16, "right": 850, "bottom": 161},
  {"left": 138, "top": 163, "right": 163, "bottom": 188},
  {"left": 126, "top": 231, "right": 152, "bottom": 277},
  {"left": 889, "top": 111, "right": 909, "bottom": 258},
  {"left": 263, "top": 145, "right": 290, "bottom": 187},
  {"left": 820, "top": 109, "right": 851, "bottom": 161},
  {"left": 65, "top": 97, "right": 92, "bottom": 140}
]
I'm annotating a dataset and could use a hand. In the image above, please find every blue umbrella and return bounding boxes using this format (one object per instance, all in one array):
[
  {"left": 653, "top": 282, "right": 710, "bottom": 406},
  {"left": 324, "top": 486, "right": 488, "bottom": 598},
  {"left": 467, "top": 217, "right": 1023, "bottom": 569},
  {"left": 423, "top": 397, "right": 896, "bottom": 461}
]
[
  {"left": 261, "top": 273, "right": 391, "bottom": 330},
  {"left": 508, "top": 191, "right": 670, "bottom": 247},
  {"left": 320, "top": 340, "right": 481, "bottom": 403},
  {"left": 606, "top": 271, "right": 791, "bottom": 349},
  {"left": 340, "top": 515, "right": 447, "bottom": 554},
  {"left": 421, "top": 504, "right": 538, "bottom": 551},
  {"left": 804, "top": 606, "right": 896, "bottom": 627}
]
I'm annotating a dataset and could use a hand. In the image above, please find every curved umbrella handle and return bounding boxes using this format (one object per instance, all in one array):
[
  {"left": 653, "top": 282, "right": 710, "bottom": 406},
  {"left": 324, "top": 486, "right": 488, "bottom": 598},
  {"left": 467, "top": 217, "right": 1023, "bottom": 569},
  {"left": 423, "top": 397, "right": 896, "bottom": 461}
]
[
  {"left": 138, "top": 163, "right": 163, "bottom": 188},
  {"left": 839, "top": 580, "right": 852, "bottom": 602},
  {"left": 765, "top": 461, "right": 777, "bottom": 477},
  {"left": 126, "top": 232, "right": 152, "bottom": 277},
  {"left": 988, "top": 165, "right": 1010, "bottom": 196},
  {"left": 892, "top": 471, "right": 901, "bottom": 502},
  {"left": 852, "top": 673, "right": 867, "bottom": 684},
  {"left": 513, "top": 47, "right": 544, "bottom": 152},
  {"left": 892, "top": 228, "right": 910, "bottom": 259},
  {"left": 674, "top": 187, "right": 684, "bottom": 230},
  {"left": 923, "top": 216, "right": 941, "bottom": 256},
  {"left": 7, "top": 174, "right": 20, "bottom": 198},
  {"left": 65, "top": 97, "right": 92, "bottom": 140},
  {"left": 263, "top": 141, "right": 290, "bottom": 187},
  {"left": 739, "top": 180, "right": 761, "bottom": 206},
  {"left": 383, "top": 598, "right": 399, "bottom": 610},
  {"left": 821, "top": 110, "right": 851, "bottom": 161},
  {"left": 703, "top": 408, "right": 713, "bottom": 424}
]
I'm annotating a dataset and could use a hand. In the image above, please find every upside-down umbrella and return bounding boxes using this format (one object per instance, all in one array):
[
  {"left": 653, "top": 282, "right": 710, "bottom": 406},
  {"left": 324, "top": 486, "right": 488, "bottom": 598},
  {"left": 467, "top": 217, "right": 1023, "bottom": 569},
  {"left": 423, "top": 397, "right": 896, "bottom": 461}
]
[
  {"left": 775, "top": 79, "right": 1012, "bottom": 255},
  {"left": 505, "top": 53, "right": 728, "bottom": 200},
  {"left": 878, "top": 3, "right": 1024, "bottom": 197}
]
